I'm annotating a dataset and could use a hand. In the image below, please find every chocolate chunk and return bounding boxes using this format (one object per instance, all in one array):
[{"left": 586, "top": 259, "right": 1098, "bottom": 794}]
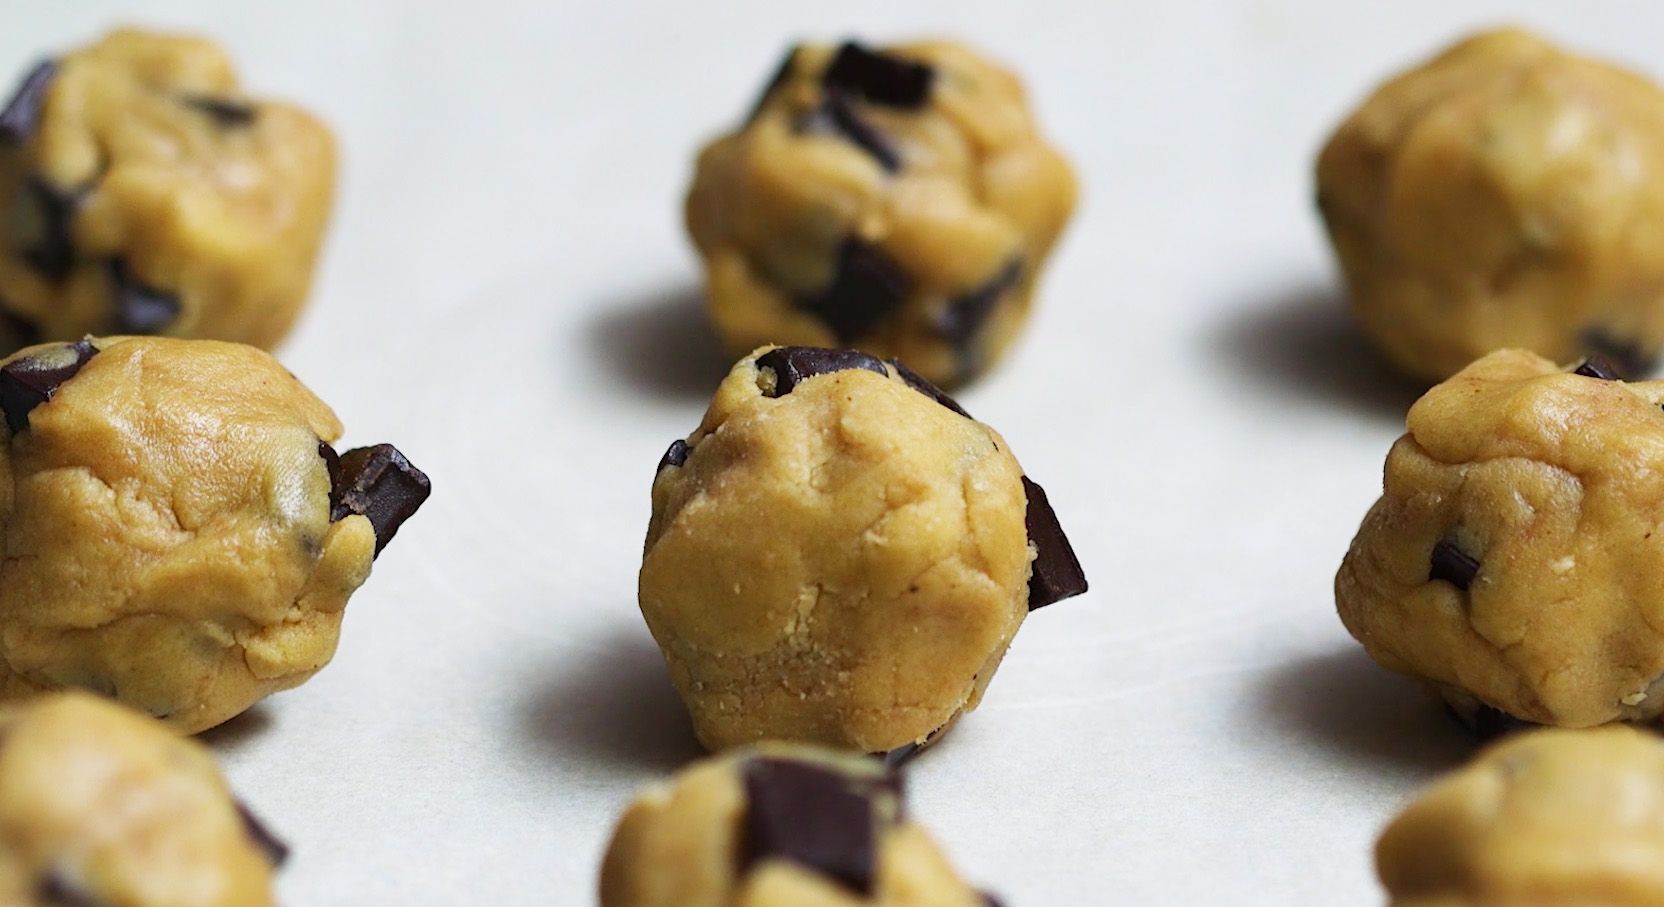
[
  {"left": 745, "top": 46, "right": 800, "bottom": 123},
  {"left": 1022, "top": 476, "right": 1087, "bottom": 610},
  {"left": 980, "top": 893, "right": 1008, "bottom": 907},
  {"left": 1448, "top": 701, "right": 1535, "bottom": 742},
  {"left": 657, "top": 438, "right": 689, "bottom": 472},
  {"left": 36, "top": 870, "right": 102, "bottom": 907},
  {"left": 1429, "top": 539, "right": 1479, "bottom": 591},
  {"left": 799, "top": 91, "right": 900, "bottom": 172},
  {"left": 795, "top": 239, "right": 911, "bottom": 342},
  {"left": 937, "top": 259, "right": 1023, "bottom": 348},
  {"left": 0, "top": 338, "right": 97, "bottom": 435},
  {"left": 328, "top": 444, "right": 431, "bottom": 557},
  {"left": 180, "top": 94, "right": 258, "bottom": 127},
  {"left": 318, "top": 440, "right": 342, "bottom": 488},
  {"left": 877, "top": 741, "right": 921, "bottom": 769},
  {"left": 108, "top": 261, "right": 181, "bottom": 334},
  {"left": 1573, "top": 356, "right": 1622, "bottom": 381},
  {"left": 1582, "top": 330, "right": 1655, "bottom": 379},
  {"left": 823, "top": 42, "right": 935, "bottom": 108},
  {"left": 888, "top": 359, "right": 971, "bottom": 418},
  {"left": 21, "top": 178, "right": 80, "bottom": 281},
  {"left": 0, "top": 60, "right": 57, "bottom": 144},
  {"left": 0, "top": 307, "right": 41, "bottom": 350},
  {"left": 755, "top": 346, "right": 887, "bottom": 397},
  {"left": 742, "top": 758, "right": 892, "bottom": 894},
  {"left": 235, "top": 800, "right": 291, "bottom": 868}
]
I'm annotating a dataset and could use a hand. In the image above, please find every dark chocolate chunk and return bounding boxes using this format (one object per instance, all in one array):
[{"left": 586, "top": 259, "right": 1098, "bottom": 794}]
[
  {"left": 980, "top": 893, "right": 1008, "bottom": 907},
  {"left": 319, "top": 440, "right": 342, "bottom": 489},
  {"left": 1448, "top": 701, "right": 1535, "bottom": 742},
  {"left": 1022, "top": 476, "right": 1087, "bottom": 610},
  {"left": 755, "top": 346, "right": 887, "bottom": 397},
  {"left": 328, "top": 444, "right": 431, "bottom": 557},
  {"left": 745, "top": 46, "right": 800, "bottom": 123},
  {"left": 235, "top": 799, "right": 291, "bottom": 868},
  {"left": 888, "top": 358, "right": 970, "bottom": 418},
  {"left": 799, "top": 91, "right": 900, "bottom": 172},
  {"left": 0, "top": 60, "right": 57, "bottom": 144},
  {"left": 795, "top": 239, "right": 911, "bottom": 342},
  {"left": 1429, "top": 539, "right": 1479, "bottom": 591},
  {"left": 36, "top": 870, "right": 102, "bottom": 907},
  {"left": 0, "top": 338, "right": 97, "bottom": 435},
  {"left": 1573, "top": 356, "right": 1621, "bottom": 381},
  {"left": 1582, "top": 330, "right": 1655, "bottom": 379},
  {"left": 937, "top": 259, "right": 1023, "bottom": 348},
  {"left": 877, "top": 741, "right": 921, "bottom": 769},
  {"left": 108, "top": 260, "right": 181, "bottom": 334},
  {"left": 657, "top": 438, "right": 689, "bottom": 472},
  {"left": 742, "top": 757, "right": 889, "bottom": 894},
  {"left": 21, "top": 178, "right": 80, "bottom": 281},
  {"left": 823, "top": 42, "right": 935, "bottom": 109},
  {"left": 179, "top": 94, "right": 258, "bottom": 127}
]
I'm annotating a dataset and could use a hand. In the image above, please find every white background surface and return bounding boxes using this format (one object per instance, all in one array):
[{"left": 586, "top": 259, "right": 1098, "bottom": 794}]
[{"left": 4, "top": 1, "right": 1655, "bottom": 903}]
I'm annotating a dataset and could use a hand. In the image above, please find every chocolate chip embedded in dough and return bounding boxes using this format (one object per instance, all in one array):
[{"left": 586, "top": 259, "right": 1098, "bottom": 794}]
[
  {"left": 745, "top": 46, "right": 800, "bottom": 123},
  {"left": 21, "top": 178, "right": 80, "bottom": 281},
  {"left": 234, "top": 799, "right": 291, "bottom": 868},
  {"left": 1022, "top": 476, "right": 1088, "bottom": 610},
  {"left": 328, "top": 443, "right": 432, "bottom": 556},
  {"left": 0, "top": 60, "right": 57, "bottom": 144},
  {"left": 1572, "top": 356, "right": 1621, "bottom": 381},
  {"left": 108, "top": 260, "right": 181, "bottom": 334},
  {"left": 1429, "top": 539, "right": 1479, "bottom": 591},
  {"left": 937, "top": 259, "right": 1023, "bottom": 348},
  {"left": 1447, "top": 701, "right": 1535, "bottom": 742},
  {"left": 822, "top": 42, "right": 935, "bottom": 108},
  {"left": 35, "top": 869, "right": 103, "bottom": 907},
  {"left": 179, "top": 94, "right": 258, "bottom": 127},
  {"left": 888, "top": 358, "right": 970, "bottom": 418},
  {"left": 741, "top": 757, "right": 887, "bottom": 895},
  {"left": 755, "top": 346, "right": 887, "bottom": 397},
  {"left": 799, "top": 91, "right": 900, "bottom": 172},
  {"left": 657, "top": 439, "right": 689, "bottom": 472},
  {"left": 0, "top": 338, "right": 97, "bottom": 435},
  {"left": 795, "top": 239, "right": 912, "bottom": 342},
  {"left": 1582, "top": 329, "right": 1655, "bottom": 379}
]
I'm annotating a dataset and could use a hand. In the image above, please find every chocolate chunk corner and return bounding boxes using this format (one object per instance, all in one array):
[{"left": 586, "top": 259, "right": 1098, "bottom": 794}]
[
  {"left": 234, "top": 799, "right": 291, "bottom": 868},
  {"left": 328, "top": 443, "right": 431, "bottom": 556},
  {"left": 745, "top": 45, "right": 801, "bottom": 123},
  {"left": 657, "top": 438, "right": 690, "bottom": 472},
  {"left": 0, "top": 59, "right": 58, "bottom": 144},
  {"left": 1022, "top": 476, "right": 1087, "bottom": 610},
  {"left": 795, "top": 239, "right": 911, "bottom": 342},
  {"left": 179, "top": 94, "right": 258, "bottom": 127},
  {"left": 1572, "top": 356, "right": 1622, "bottom": 381},
  {"left": 755, "top": 346, "right": 887, "bottom": 397},
  {"left": 0, "top": 338, "right": 98, "bottom": 435},
  {"left": 823, "top": 42, "right": 935, "bottom": 108},
  {"left": 799, "top": 91, "right": 900, "bottom": 172},
  {"left": 108, "top": 261, "right": 181, "bottom": 334},
  {"left": 1429, "top": 539, "right": 1479, "bottom": 591},
  {"left": 887, "top": 358, "right": 970, "bottom": 418},
  {"left": 1582, "top": 330, "right": 1656, "bottom": 380},
  {"left": 741, "top": 757, "right": 888, "bottom": 895},
  {"left": 937, "top": 259, "right": 1023, "bottom": 349}
]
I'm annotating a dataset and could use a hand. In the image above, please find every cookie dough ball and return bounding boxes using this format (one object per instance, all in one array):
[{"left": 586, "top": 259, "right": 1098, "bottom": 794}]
[
  {"left": 640, "top": 346, "right": 1086, "bottom": 756},
  {"left": 686, "top": 40, "right": 1077, "bottom": 388},
  {"left": 1377, "top": 726, "right": 1664, "bottom": 906},
  {"left": 0, "top": 337, "right": 430, "bottom": 733},
  {"left": 0, "top": 28, "right": 335, "bottom": 354},
  {"left": 0, "top": 692, "right": 286, "bottom": 907},
  {"left": 1336, "top": 348, "right": 1664, "bottom": 730},
  {"left": 601, "top": 745, "right": 996, "bottom": 907},
  {"left": 1316, "top": 28, "right": 1664, "bottom": 381}
]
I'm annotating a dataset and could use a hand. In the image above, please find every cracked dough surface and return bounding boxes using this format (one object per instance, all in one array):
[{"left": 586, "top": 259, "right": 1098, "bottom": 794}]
[
  {"left": 0, "top": 692, "right": 277, "bottom": 907},
  {"left": 639, "top": 348, "right": 1031, "bottom": 753},
  {"left": 1317, "top": 27, "right": 1664, "bottom": 381},
  {"left": 1337, "top": 348, "right": 1664, "bottom": 728},
  {"left": 0, "top": 336, "right": 376, "bottom": 733},
  {"left": 1378, "top": 726, "right": 1664, "bottom": 907}
]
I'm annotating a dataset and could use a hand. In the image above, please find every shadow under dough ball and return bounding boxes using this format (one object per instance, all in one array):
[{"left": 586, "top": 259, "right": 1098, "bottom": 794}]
[
  {"left": 0, "top": 28, "right": 336, "bottom": 355},
  {"left": 640, "top": 346, "right": 1087, "bottom": 758},
  {"left": 1336, "top": 349, "right": 1664, "bottom": 731},
  {"left": 1316, "top": 28, "right": 1664, "bottom": 382},
  {"left": 685, "top": 40, "right": 1077, "bottom": 388},
  {"left": 0, "top": 337, "right": 429, "bottom": 734}
]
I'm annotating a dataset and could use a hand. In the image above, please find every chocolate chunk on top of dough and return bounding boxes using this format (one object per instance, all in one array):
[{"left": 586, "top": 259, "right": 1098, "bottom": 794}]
[
  {"left": 755, "top": 346, "right": 887, "bottom": 397},
  {"left": 235, "top": 800, "right": 291, "bottom": 868},
  {"left": 0, "top": 60, "right": 57, "bottom": 144},
  {"left": 1429, "top": 539, "right": 1479, "bottom": 591},
  {"left": 1022, "top": 476, "right": 1088, "bottom": 610},
  {"left": 108, "top": 261, "right": 181, "bottom": 334},
  {"left": 745, "top": 46, "right": 800, "bottom": 123},
  {"left": 1573, "top": 356, "right": 1622, "bottom": 381},
  {"left": 657, "top": 439, "right": 689, "bottom": 472},
  {"left": 1582, "top": 330, "right": 1654, "bottom": 379},
  {"left": 179, "top": 94, "right": 258, "bottom": 127},
  {"left": 888, "top": 358, "right": 971, "bottom": 418},
  {"left": 795, "top": 239, "right": 912, "bottom": 341},
  {"left": 800, "top": 91, "right": 900, "bottom": 172},
  {"left": 0, "top": 338, "right": 97, "bottom": 435},
  {"left": 36, "top": 869, "right": 102, "bottom": 907},
  {"left": 327, "top": 443, "right": 432, "bottom": 556},
  {"left": 937, "top": 259, "right": 1023, "bottom": 348},
  {"left": 823, "top": 42, "right": 935, "bottom": 108},
  {"left": 741, "top": 757, "right": 899, "bottom": 895}
]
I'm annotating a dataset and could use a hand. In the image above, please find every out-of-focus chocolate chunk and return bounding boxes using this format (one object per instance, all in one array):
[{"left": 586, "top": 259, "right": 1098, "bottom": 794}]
[
  {"left": 742, "top": 757, "right": 893, "bottom": 894},
  {"left": 21, "top": 178, "right": 80, "bottom": 281},
  {"left": 0, "top": 307, "right": 41, "bottom": 350},
  {"left": 0, "top": 60, "right": 57, "bottom": 144},
  {"left": 980, "top": 893, "right": 1008, "bottom": 907},
  {"left": 1429, "top": 539, "right": 1479, "bottom": 591},
  {"left": 937, "top": 259, "right": 1022, "bottom": 348},
  {"left": 800, "top": 91, "right": 900, "bottom": 172},
  {"left": 756, "top": 346, "right": 887, "bottom": 397},
  {"left": 1582, "top": 330, "right": 1655, "bottom": 380},
  {"left": 1022, "top": 476, "right": 1087, "bottom": 610},
  {"left": 878, "top": 741, "right": 921, "bottom": 769},
  {"left": 328, "top": 443, "right": 432, "bottom": 557},
  {"left": 888, "top": 358, "right": 970, "bottom": 418},
  {"left": 796, "top": 239, "right": 911, "bottom": 342},
  {"left": 36, "top": 870, "right": 102, "bottom": 907},
  {"left": 1448, "top": 701, "right": 1535, "bottom": 742},
  {"left": 745, "top": 46, "right": 800, "bottom": 123},
  {"left": 823, "top": 42, "right": 935, "bottom": 109},
  {"left": 1572, "top": 356, "right": 1621, "bottom": 381},
  {"left": 0, "top": 338, "right": 97, "bottom": 435},
  {"left": 108, "top": 261, "right": 181, "bottom": 334},
  {"left": 235, "top": 800, "right": 291, "bottom": 868},
  {"left": 657, "top": 439, "right": 690, "bottom": 472},
  {"left": 180, "top": 94, "right": 258, "bottom": 127}
]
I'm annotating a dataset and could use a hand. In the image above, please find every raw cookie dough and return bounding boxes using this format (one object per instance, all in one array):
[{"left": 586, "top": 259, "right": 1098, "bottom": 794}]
[
  {"left": 686, "top": 40, "right": 1077, "bottom": 387},
  {"left": 640, "top": 346, "right": 1086, "bottom": 756},
  {"left": 0, "top": 692, "right": 286, "bottom": 907},
  {"left": 0, "top": 28, "right": 336, "bottom": 354},
  {"left": 600, "top": 745, "right": 998, "bottom": 907},
  {"left": 1336, "top": 348, "right": 1664, "bottom": 730},
  {"left": 1316, "top": 28, "right": 1664, "bottom": 381},
  {"left": 1377, "top": 726, "right": 1664, "bottom": 906},
  {"left": 0, "top": 336, "right": 430, "bottom": 733}
]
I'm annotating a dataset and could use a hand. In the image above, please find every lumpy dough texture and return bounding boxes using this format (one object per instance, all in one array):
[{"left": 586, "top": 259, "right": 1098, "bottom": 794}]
[
  {"left": 1317, "top": 28, "right": 1664, "bottom": 381},
  {"left": 0, "top": 693, "right": 280, "bottom": 907},
  {"left": 686, "top": 40, "right": 1076, "bottom": 387},
  {"left": 0, "top": 337, "right": 381, "bottom": 733},
  {"left": 1336, "top": 348, "right": 1664, "bottom": 729},
  {"left": 600, "top": 745, "right": 988, "bottom": 907},
  {"left": 640, "top": 348, "right": 1032, "bottom": 754},
  {"left": 0, "top": 28, "right": 335, "bottom": 353},
  {"left": 1377, "top": 727, "right": 1664, "bottom": 906}
]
